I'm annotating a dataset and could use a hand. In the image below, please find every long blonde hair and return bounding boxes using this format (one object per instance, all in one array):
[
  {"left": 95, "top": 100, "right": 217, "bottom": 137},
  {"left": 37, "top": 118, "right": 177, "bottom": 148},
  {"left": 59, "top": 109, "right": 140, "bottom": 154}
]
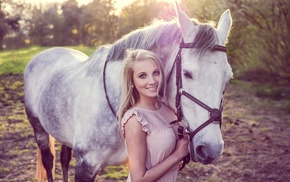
[{"left": 117, "top": 49, "right": 166, "bottom": 124}]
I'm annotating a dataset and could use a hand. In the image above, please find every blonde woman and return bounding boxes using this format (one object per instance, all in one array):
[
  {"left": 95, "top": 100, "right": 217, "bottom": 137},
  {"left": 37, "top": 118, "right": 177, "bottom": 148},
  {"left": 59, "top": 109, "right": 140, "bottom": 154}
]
[{"left": 118, "top": 49, "right": 189, "bottom": 182}]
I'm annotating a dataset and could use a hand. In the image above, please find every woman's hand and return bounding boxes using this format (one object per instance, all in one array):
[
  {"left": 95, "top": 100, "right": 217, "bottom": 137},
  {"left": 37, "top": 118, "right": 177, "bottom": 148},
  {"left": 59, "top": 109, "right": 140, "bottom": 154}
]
[{"left": 172, "top": 136, "right": 189, "bottom": 161}]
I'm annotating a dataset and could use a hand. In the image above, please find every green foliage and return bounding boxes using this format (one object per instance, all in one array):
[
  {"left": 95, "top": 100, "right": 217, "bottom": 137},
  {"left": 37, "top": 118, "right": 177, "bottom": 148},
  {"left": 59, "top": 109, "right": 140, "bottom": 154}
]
[
  {"left": 181, "top": 0, "right": 227, "bottom": 21},
  {"left": 0, "top": 0, "right": 24, "bottom": 50},
  {"left": 117, "top": 0, "right": 175, "bottom": 39},
  {"left": 0, "top": 46, "right": 96, "bottom": 75},
  {"left": 61, "top": 0, "right": 81, "bottom": 45},
  {"left": 181, "top": 0, "right": 290, "bottom": 86},
  {"left": 1, "top": 0, "right": 289, "bottom": 88},
  {"left": 79, "top": 0, "right": 119, "bottom": 45},
  {"left": 227, "top": 0, "right": 290, "bottom": 85},
  {"left": 28, "top": 4, "right": 65, "bottom": 46}
]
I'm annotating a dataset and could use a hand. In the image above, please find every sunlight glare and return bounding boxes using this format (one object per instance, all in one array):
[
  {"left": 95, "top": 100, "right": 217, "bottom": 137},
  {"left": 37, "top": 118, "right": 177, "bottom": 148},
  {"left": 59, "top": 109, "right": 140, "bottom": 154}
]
[
  {"left": 23, "top": 0, "right": 179, "bottom": 9},
  {"left": 23, "top": 0, "right": 135, "bottom": 8}
]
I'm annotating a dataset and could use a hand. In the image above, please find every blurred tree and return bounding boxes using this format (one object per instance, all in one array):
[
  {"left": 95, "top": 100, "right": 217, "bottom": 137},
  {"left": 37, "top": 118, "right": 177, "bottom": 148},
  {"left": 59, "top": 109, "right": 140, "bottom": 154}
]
[
  {"left": 62, "top": 0, "right": 81, "bottom": 45},
  {"left": 117, "top": 0, "right": 175, "bottom": 39},
  {"left": 180, "top": 0, "right": 290, "bottom": 84},
  {"left": 228, "top": 0, "right": 290, "bottom": 83},
  {"left": 28, "top": 3, "right": 64, "bottom": 46},
  {"left": 0, "top": 0, "right": 22, "bottom": 49},
  {"left": 79, "top": 0, "right": 118, "bottom": 46},
  {"left": 180, "top": 0, "right": 227, "bottom": 21}
]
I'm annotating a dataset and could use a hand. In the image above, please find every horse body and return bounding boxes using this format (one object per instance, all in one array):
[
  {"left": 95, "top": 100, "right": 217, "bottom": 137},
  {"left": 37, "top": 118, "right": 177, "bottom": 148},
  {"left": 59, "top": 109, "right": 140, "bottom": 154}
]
[
  {"left": 24, "top": 47, "right": 127, "bottom": 180},
  {"left": 24, "top": 3, "right": 232, "bottom": 182}
]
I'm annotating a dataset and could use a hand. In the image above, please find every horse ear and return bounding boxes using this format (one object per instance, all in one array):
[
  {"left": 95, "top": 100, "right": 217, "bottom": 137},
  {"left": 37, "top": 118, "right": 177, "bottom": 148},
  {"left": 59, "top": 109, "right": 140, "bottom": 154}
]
[
  {"left": 216, "top": 9, "right": 232, "bottom": 45},
  {"left": 174, "top": 1, "right": 197, "bottom": 41}
]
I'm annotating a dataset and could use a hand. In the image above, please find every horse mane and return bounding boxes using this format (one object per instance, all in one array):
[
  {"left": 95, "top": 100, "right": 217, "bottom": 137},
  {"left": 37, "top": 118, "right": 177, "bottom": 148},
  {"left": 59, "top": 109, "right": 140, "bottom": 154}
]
[{"left": 107, "top": 18, "right": 218, "bottom": 61}]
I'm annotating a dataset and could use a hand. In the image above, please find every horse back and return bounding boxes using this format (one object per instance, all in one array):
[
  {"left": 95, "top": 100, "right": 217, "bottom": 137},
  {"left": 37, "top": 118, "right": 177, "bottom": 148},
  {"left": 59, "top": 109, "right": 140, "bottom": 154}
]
[
  {"left": 24, "top": 47, "right": 88, "bottom": 104},
  {"left": 24, "top": 47, "right": 88, "bottom": 78}
]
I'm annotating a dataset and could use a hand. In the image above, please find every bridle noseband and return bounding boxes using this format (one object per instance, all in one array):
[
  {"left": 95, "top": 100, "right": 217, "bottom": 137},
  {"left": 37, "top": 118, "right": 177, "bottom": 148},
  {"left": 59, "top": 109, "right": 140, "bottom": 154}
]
[{"left": 168, "top": 39, "right": 227, "bottom": 141}]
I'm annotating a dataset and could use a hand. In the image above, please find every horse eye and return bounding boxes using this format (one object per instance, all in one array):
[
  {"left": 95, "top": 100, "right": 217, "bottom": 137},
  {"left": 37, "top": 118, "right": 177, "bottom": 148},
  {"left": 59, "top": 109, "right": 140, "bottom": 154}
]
[{"left": 183, "top": 71, "right": 193, "bottom": 79}]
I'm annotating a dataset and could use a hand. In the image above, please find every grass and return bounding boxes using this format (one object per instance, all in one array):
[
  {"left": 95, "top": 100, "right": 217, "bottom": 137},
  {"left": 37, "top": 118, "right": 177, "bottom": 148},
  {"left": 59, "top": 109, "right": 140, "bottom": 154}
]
[
  {"left": 0, "top": 46, "right": 96, "bottom": 75},
  {"left": 101, "top": 166, "right": 128, "bottom": 181}
]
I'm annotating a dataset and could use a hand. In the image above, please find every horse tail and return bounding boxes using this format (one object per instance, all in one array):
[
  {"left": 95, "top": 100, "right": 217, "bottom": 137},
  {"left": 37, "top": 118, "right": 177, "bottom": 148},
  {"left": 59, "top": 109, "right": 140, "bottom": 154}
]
[{"left": 35, "top": 135, "right": 56, "bottom": 182}]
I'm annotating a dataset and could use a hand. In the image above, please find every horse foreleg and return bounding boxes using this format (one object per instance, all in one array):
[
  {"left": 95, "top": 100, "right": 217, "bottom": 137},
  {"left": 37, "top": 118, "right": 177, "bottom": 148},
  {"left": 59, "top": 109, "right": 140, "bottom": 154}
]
[
  {"left": 40, "top": 146, "right": 55, "bottom": 182},
  {"left": 26, "top": 108, "right": 55, "bottom": 182},
  {"left": 60, "top": 144, "right": 72, "bottom": 182}
]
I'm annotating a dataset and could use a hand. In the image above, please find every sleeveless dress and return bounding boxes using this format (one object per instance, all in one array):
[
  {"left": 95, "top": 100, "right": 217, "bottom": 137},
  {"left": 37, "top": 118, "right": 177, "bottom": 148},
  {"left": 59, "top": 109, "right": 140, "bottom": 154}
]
[{"left": 121, "top": 102, "right": 179, "bottom": 182}]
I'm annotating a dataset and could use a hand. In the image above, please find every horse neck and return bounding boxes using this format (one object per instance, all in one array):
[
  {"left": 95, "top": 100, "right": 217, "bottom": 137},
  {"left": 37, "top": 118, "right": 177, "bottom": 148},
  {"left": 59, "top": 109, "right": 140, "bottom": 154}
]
[
  {"left": 84, "top": 47, "right": 108, "bottom": 75},
  {"left": 157, "top": 44, "right": 180, "bottom": 110},
  {"left": 86, "top": 43, "right": 180, "bottom": 111}
]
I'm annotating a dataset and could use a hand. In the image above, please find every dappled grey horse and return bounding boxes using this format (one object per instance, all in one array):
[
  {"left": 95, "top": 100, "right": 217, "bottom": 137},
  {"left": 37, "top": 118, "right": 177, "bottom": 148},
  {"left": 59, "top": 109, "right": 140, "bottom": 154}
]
[{"left": 24, "top": 3, "right": 232, "bottom": 182}]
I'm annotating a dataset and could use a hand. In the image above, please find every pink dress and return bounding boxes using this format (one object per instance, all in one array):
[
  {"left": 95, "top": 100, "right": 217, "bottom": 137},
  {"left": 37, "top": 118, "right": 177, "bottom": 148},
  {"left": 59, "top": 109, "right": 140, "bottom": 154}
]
[{"left": 121, "top": 102, "right": 179, "bottom": 182}]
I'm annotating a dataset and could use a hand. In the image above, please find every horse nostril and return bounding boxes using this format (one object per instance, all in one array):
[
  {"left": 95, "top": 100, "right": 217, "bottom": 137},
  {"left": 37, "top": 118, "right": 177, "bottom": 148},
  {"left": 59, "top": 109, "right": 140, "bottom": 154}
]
[
  {"left": 195, "top": 145, "right": 207, "bottom": 160},
  {"left": 195, "top": 144, "right": 216, "bottom": 164}
]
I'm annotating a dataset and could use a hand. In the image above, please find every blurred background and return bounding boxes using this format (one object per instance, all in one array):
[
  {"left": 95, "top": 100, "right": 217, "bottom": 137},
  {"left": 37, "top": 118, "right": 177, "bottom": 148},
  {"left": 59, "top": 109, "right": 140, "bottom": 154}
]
[
  {"left": 1, "top": 0, "right": 289, "bottom": 88},
  {"left": 0, "top": 0, "right": 290, "bottom": 181}
]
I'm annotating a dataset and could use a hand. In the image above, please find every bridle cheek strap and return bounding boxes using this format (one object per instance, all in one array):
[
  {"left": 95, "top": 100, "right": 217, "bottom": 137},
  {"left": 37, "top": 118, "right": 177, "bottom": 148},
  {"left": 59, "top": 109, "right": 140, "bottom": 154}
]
[
  {"left": 173, "top": 40, "right": 225, "bottom": 140},
  {"left": 172, "top": 40, "right": 226, "bottom": 170}
]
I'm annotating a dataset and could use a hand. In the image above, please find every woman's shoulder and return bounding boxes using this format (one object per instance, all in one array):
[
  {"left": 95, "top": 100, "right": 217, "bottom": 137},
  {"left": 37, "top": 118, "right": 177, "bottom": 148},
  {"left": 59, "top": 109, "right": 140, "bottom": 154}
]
[{"left": 121, "top": 108, "right": 149, "bottom": 137}]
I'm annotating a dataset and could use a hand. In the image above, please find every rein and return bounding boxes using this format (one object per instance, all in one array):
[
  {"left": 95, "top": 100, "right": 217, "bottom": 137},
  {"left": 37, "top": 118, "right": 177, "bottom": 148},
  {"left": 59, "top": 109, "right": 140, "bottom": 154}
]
[{"left": 103, "top": 56, "right": 117, "bottom": 117}]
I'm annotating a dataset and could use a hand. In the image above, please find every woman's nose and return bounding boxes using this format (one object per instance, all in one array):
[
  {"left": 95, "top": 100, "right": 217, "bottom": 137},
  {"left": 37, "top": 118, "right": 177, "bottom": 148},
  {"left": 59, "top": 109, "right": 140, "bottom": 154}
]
[{"left": 148, "top": 75, "right": 157, "bottom": 84}]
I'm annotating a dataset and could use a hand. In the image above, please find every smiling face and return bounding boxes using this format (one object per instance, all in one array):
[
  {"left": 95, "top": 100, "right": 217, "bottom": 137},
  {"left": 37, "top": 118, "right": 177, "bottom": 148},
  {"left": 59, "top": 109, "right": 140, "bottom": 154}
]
[{"left": 132, "top": 59, "right": 161, "bottom": 100}]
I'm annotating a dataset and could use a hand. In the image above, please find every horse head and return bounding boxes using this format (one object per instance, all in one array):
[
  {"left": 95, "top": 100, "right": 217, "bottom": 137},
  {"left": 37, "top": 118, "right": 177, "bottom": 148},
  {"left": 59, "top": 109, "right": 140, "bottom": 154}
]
[{"left": 166, "top": 3, "right": 233, "bottom": 165}]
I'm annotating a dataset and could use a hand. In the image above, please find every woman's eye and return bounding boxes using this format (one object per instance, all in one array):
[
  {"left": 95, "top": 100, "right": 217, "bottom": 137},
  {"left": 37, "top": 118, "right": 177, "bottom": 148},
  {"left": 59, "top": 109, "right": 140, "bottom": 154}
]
[
  {"left": 184, "top": 71, "right": 193, "bottom": 79},
  {"left": 153, "top": 70, "right": 160, "bottom": 76},
  {"left": 139, "top": 74, "right": 146, "bottom": 79}
]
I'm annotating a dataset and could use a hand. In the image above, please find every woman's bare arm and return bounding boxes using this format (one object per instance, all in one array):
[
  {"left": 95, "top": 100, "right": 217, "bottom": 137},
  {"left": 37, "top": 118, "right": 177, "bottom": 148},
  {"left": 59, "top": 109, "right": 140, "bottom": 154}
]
[{"left": 125, "top": 115, "right": 188, "bottom": 182}]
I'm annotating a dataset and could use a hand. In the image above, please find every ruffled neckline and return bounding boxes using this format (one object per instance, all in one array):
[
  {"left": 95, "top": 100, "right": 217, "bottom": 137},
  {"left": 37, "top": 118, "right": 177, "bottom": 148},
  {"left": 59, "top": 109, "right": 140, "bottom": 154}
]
[{"left": 132, "top": 102, "right": 163, "bottom": 112}]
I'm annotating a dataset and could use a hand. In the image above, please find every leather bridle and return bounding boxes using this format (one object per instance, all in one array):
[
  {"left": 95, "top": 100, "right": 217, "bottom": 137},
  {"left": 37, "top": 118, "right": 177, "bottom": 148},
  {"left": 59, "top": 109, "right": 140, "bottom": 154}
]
[
  {"left": 103, "top": 39, "right": 227, "bottom": 137},
  {"left": 167, "top": 39, "right": 227, "bottom": 170},
  {"left": 168, "top": 39, "right": 227, "bottom": 141}
]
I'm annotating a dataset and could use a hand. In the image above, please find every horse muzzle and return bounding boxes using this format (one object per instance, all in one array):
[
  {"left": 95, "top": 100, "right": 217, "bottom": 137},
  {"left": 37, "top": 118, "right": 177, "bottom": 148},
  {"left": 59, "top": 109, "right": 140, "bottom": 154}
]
[{"left": 190, "top": 139, "right": 224, "bottom": 165}]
